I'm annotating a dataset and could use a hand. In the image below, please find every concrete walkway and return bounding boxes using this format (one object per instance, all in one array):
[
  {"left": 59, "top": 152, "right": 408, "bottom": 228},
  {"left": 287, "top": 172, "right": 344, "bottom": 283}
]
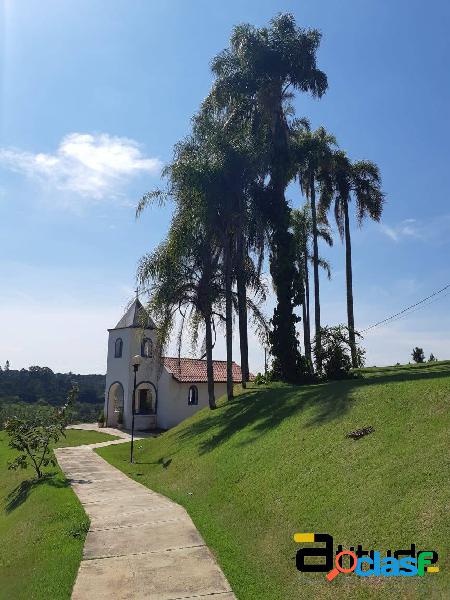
[{"left": 56, "top": 427, "right": 235, "bottom": 600}]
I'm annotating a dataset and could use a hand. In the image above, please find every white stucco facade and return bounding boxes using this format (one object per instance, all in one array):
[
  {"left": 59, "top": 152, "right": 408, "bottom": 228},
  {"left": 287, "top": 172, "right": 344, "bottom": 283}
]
[{"left": 104, "top": 299, "right": 237, "bottom": 431}]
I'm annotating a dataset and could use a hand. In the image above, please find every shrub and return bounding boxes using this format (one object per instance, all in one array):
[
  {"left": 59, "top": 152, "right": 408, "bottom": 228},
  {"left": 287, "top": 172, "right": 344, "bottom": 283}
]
[
  {"left": 254, "top": 373, "right": 267, "bottom": 385},
  {"left": 271, "top": 353, "right": 315, "bottom": 384},
  {"left": 316, "top": 325, "right": 365, "bottom": 380},
  {"left": 253, "top": 371, "right": 276, "bottom": 385},
  {"left": 428, "top": 353, "right": 437, "bottom": 362}
]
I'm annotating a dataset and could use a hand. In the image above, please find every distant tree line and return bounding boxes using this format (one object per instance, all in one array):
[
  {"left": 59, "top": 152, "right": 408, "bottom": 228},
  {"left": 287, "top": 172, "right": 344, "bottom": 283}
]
[{"left": 0, "top": 365, "right": 105, "bottom": 426}]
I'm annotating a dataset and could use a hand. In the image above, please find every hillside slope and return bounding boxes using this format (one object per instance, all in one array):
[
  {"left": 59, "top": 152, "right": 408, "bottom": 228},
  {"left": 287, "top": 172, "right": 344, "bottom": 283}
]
[
  {"left": 98, "top": 362, "right": 450, "bottom": 599},
  {"left": 0, "top": 429, "right": 118, "bottom": 599}
]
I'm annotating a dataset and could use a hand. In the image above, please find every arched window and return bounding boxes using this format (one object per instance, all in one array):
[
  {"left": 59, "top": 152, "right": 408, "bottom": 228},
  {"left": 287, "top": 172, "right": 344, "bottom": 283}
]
[
  {"left": 136, "top": 387, "right": 154, "bottom": 415},
  {"left": 114, "top": 338, "right": 123, "bottom": 358},
  {"left": 188, "top": 385, "right": 198, "bottom": 406},
  {"left": 141, "top": 337, "right": 153, "bottom": 358}
]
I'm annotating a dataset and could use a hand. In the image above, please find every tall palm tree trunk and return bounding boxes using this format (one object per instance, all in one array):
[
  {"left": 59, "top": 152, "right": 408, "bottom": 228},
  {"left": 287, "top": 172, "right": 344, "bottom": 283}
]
[
  {"left": 267, "top": 101, "right": 299, "bottom": 381},
  {"left": 310, "top": 173, "right": 322, "bottom": 371},
  {"left": 300, "top": 283, "right": 308, "bottom": 358},
  {"left": 236, "top": 230, "right": 249, "bottom": 388},
  {"left": 204, "top": 309, "right": 216, "bottom": 409},
  {"left": 303, "top": 243, "right": 312, "bottom": 364},
  {"left": 224, "top": 232, "right": 234, "bottom": 400},
  {"left": 343, "top": 201, "right": 358, "bottom": 368}
]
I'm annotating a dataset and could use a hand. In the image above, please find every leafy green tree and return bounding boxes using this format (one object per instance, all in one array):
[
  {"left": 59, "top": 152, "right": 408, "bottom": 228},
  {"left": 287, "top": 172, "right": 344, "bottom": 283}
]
[
  {"left": 412, "top": 347, "right": 425, "bottom": 363},
  {"left": 209, "top": 13, "right": 327, "bottom": 382},
  {"left": 429, "top": 353, "right": 437, "bottom": 362},
  {"left": 5, "top": 385, "right": 78, "bottom": 479},
  {"left": 319, "top": 150, "right": 384, "bottom": 367}
]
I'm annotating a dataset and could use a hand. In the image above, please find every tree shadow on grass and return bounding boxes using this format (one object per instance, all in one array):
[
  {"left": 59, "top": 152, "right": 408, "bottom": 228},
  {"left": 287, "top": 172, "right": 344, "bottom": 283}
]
[
  {"left": 177, "top": 381, "right": 351, "bottom": 455},
  {"left": 4, "top": 472, "right": 70, "bottom": 513},
  {"left": 177, "top": 361, "right": 450, "bottom": 455}
]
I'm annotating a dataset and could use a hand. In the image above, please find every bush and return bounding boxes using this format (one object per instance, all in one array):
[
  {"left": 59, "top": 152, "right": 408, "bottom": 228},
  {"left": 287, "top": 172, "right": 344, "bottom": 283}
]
[
  {"left": 428, "top": 353, "right": 437, "bottom": 362},
  {"left": 254, "top": 373, "right": 267, "bottom": 385},
  {"left": 271, "top": 354, "right": 315, "bottom": 384},
  {"left": 253, "top": 371, "right": 275, "bottom": 385},
  {"left": 316, "top": 325, "right": 365, "bottom": 380}
]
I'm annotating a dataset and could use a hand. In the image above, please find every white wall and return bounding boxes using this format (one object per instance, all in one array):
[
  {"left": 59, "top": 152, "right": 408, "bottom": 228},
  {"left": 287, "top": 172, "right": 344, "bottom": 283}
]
[{"left": 156, "top": 370, "right": 227, "bottom": 430}]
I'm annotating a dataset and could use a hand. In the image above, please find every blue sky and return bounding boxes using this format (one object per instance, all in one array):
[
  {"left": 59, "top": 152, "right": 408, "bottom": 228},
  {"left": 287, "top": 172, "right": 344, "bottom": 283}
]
[{"left": 1, "top": 0, "right": 449, "bottom": 374}]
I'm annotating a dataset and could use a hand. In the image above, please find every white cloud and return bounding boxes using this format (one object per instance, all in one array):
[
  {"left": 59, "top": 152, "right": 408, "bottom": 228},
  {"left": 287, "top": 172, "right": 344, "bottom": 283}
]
[
  {"left": 380, "top": 219, "right": 422, "bottom": 242},
  {"left": 379, "top": 215, "right": 450, "bottom": 244},
  {"left": 0, "top": 133, "right": 162, "bottom": 202}
]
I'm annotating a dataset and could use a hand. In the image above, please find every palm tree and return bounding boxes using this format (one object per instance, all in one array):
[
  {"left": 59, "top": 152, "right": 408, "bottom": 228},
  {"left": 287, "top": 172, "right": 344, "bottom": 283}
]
[
  {"left": 192, "top": 105, "right": 269, "bottom": 395},
  {"left": 138, "top": 110, "right": 268, "bottom": 402},
  {"left": 293, "top": 126, "right": 337, "bottom": 372},
  {"left": 192, "top": 109, "right": 247, "bottom": 399},
  {"left": 137, "top": 125, "right": 228, "bottom": 409},
  {"left": 208, "top": 13, "right": 328, "bottom": 382},
  {"left": 291, "top": 206, "right": 333, "bottom": 366},
  {"left": 320, "top": 150, "right": 384, "bottom": 367},
  {"left": 137, "top": 203, "right": 222, "bottom": 410}
]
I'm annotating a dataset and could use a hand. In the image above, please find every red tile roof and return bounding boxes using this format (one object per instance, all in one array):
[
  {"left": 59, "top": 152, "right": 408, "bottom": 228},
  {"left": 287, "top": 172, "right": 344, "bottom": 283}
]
[{"left": 163, "top": 357, "right": 250, "bottom": 383}]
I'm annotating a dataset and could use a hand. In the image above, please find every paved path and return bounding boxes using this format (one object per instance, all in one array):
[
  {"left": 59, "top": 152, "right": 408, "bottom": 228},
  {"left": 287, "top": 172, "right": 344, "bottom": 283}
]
[{"left": 56, "top": 428, "right": 235, "bottom": 600}]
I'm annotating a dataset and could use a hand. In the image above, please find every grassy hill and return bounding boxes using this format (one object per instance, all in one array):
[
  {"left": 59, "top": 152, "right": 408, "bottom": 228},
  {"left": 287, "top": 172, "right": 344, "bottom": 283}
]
[
  {"left": 98, "top": 361, "right": 450, "bottom": 600},
  {"left": 0, "top": 429, "right": 118, "bottom": 600}
]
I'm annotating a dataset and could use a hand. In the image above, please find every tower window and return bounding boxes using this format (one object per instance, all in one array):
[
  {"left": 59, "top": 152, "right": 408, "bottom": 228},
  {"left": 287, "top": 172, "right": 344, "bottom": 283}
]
[
  {"left": 114, "top": 338, "right": 123, "bottom": 358},
  {"left": 141, "top": 337, "right": 153, "bottom": 358},
  {"left": 188, "top": 385, "right": 198, "bottom": 406}
]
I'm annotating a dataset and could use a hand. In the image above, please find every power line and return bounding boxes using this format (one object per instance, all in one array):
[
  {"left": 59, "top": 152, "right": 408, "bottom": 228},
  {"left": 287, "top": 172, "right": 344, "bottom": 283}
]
[
  {"left": 361, "top": 283, "right": 450, "bottom": 333},
  {"left": 368, "top": 290, "right": 450, "bottom": 330}
]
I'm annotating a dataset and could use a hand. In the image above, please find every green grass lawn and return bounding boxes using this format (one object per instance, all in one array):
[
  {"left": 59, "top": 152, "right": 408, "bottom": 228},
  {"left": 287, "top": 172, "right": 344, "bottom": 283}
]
[
  {"left": 98, "top": 361, "right": 450, "bottom": 600},
  {"left": 57, "top": 428, "right": 120, "bottom": 447},
  {"left": 0, "top": 428, "right": 118, "bottom": 600}
]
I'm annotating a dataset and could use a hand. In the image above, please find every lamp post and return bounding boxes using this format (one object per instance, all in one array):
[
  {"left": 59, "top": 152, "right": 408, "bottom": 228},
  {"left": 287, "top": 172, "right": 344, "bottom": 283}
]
[{"left": 130, "top": 354, "right": 142, "bottom": 463}]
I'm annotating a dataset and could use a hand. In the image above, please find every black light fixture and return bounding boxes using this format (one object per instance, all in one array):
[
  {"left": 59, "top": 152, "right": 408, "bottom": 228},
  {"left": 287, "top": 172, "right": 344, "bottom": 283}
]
[{"left": 130, "top": 354, "right": 142, "bottom": 463}]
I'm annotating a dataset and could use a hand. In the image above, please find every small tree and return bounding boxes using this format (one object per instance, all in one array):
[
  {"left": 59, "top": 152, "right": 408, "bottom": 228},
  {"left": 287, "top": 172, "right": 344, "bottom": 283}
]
[
  {"left": 5, "top": 385, "right": 78, "bottom": 479},
  {"left": 428, "top": 353, "right": 437, "bottom": 362},
  {"left": 316, "top": 325, "right": 365, "bottom": 380},
  {"left": 411, "top": 347, "right": 425, "bottom": 363}
]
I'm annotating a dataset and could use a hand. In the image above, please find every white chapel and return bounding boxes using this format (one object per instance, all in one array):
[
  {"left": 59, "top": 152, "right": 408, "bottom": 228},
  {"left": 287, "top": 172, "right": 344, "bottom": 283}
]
[{"left": 104, "top": 298, "right": 244, "bottom": 431}]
